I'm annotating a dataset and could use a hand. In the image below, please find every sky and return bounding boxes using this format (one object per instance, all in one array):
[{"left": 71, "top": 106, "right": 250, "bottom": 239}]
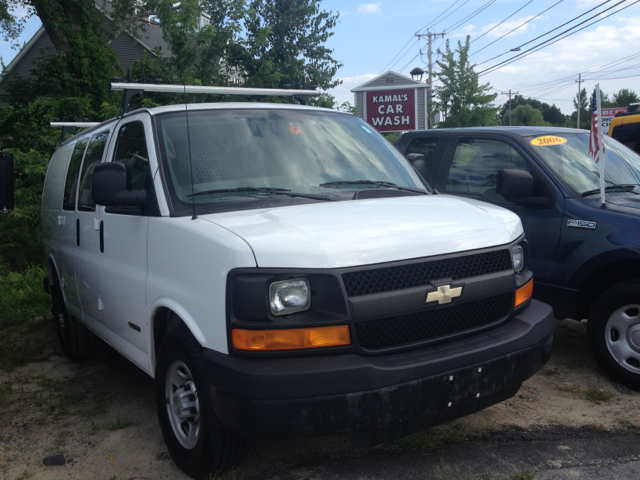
[{"left": 2, "top": 0, "right": 639, "bottom": 115}]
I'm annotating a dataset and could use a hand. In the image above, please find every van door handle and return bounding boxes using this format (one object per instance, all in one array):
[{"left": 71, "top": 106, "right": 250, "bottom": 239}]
[
  {"left": 76, "top": 218, "right": 80, "bottom": 247},
  {"left": 100, "top": 220, "right": 104, "bottom": 253}
]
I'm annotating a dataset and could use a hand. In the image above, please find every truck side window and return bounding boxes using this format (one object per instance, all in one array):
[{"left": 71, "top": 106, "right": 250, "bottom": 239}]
[
  {"left": 446, "top": 138, "right": 530, "bottom": 203},
  {"left": 77, "top": 131, "right": 109, "bottom": 211},
  {"left": 62, "top": 138, "right": 89, "bottom": 211},
  {"left": 611, "top": 123, "right": 640, "bottom": 153},
  {"left": 108, "top": 121, "right": 150, "bottom": 215},
  {"left": 405, "top": 138, "right": 438, "bottom": 179}
]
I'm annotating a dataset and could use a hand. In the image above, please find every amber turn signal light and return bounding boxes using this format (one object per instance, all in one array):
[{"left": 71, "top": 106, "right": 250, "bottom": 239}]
[
  {"left": 232, "top": 325, "right": 351, "bottom": 351},
  {"left": 514, "top": 279, "right": 533, "bottom": 308}
]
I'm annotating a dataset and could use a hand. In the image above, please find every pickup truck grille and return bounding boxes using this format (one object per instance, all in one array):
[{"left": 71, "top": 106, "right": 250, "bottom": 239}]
[
  {"left": 342, "top": 250, "right": 512, "bottom": 297},
  {"left": 354, "top": 293, "right": 512, "bottom": 350}
]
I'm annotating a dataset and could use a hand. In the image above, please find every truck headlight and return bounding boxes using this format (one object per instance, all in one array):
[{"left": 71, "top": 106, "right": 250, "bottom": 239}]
[
  {"left": 269, "top": 278, "right": 311, "bottom": 316},
  {"left": 511, "top": 245, "right": 524, "bottom": 273}
]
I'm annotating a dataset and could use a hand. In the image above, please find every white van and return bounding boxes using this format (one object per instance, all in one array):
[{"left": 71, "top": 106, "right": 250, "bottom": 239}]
[{"left": 37, "top": 85, "right": 553, "bottom": 479}]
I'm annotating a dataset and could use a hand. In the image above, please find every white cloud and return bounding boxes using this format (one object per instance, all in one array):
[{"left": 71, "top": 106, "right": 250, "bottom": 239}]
[
  {"left": 482, "top": 18, "right": 640, "bottom": 114},
  {"left": 326, "top": 73, "right": 378, "bottom": 107},
  {"left": 358, "top": 3, "right": 381, "bottom": 15}
]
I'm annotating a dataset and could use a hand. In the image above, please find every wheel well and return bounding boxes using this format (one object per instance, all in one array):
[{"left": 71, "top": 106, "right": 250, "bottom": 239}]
[
  {"left": 152, "top": 307, "right": 187, "bottom": 362},
  {"left": 576, "top": 260, "right": 640, "bottom": 319}
]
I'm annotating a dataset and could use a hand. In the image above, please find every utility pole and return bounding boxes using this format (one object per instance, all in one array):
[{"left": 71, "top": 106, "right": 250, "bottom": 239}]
[
  {"left": 500, "top": 89, "right": 519, "bottom": 126},
  {"left": 576, "top": 73, "right": 582, "bottom": 129},
  {"left": 416, "top": 30, "right": 445, "bottom": 128}
]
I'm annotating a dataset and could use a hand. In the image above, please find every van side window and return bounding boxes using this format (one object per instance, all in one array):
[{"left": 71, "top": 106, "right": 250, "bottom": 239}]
[
  {"left": 62, "top": 139, "right": 88, "bottom": 211},
  {"left": 77, "top": 131, "right": 109, "bottom": 211},
  {"left": 405, "top": 138, "right": 438, "bottom": 180},
  {"left": 107, "top": 122, "right": 150, "bottom": 215},
  {"left": 446, "top": 138, "right": 530, "bottom": 204}
]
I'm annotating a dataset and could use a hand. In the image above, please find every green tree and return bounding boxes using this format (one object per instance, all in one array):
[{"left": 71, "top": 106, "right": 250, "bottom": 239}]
[
  {"left": 435, "top": 37, "right": 498, "bottom": 127},
  {"left": 612, "top": 88, "right": 640, "bottom": 107},
  {"left": 499, "top": 95, "right": 566, "bottom": 126},
  {"left": 571, "top": 87, "right": 590, "bottom": 129},
  {"left": 503, "top": 104, "right": 548, "bottom": 126}
]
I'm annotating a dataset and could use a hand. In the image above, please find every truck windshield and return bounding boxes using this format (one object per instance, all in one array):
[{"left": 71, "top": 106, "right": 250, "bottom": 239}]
[
  {"left": 527, "top": 132, "right": 640, "bottom": 196},
  {"left": 154, "top": 108, "right": 425, "bottom": 214}
]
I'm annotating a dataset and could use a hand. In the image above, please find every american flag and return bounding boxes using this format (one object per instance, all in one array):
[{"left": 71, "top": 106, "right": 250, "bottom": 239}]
[{"left": 589, "top": 86, "right": 605, "bottom": 164}]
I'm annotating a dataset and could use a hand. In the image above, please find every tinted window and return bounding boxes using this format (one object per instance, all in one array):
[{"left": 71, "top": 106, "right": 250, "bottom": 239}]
[
  {"left": 109, "top": 122, "right": 150, "bottom": 214},
  {"left": 77, "top": 130, "right": 109, "bottom": 211},
  {"left": 405, "top": 137, "right": 438, "bottom": 179},
  {"left": 446, "top": 138, "right": 530, "bottom": 203},
  {"left": 611, "top": 123, "right": 640, "bottom": 152},
  {"left": 62, "top": 138, "right": 88, "bottom": 211}
]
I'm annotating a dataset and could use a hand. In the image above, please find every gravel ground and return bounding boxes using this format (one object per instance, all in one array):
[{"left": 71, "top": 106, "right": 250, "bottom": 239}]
[{"left": 0, "top": 317, "right": 639, "bottom": 480}]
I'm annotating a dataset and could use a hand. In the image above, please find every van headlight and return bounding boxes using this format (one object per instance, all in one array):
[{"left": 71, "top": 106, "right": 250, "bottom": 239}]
[
  {"left": 269, "top": 278, "right": 311, "bottom": 316},
  {"left": 511, "top": 245, "right": 524, "bottom": 273}
]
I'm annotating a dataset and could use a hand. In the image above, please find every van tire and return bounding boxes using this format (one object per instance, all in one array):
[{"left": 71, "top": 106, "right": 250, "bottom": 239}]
[
  {"left": 588, "top": 280, "right": 640, "bottom": 390},
  {"left": 51, "top": 285, "right": 94, "bottom": 361},
  {"left": 155, "top": 327, "right": 245, "bottom": 479}
]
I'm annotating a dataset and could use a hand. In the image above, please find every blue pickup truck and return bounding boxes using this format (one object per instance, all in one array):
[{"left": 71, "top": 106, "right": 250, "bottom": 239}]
[{"left": 396, "top": 127, "right": 640, "bottom": 389}]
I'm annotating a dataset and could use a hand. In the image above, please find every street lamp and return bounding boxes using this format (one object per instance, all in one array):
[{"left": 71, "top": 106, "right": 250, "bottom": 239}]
[{"left": 410, "top": 67, "right": 425, "bottom": 82}]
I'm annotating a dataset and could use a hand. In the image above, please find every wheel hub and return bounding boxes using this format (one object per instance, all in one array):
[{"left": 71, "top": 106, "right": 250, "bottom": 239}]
[
  {"left": 628, "top": 324, "right": 640, "bottom": 353},
  {"left": 165, "top": 360, "right": 201, "bottom": 450}
]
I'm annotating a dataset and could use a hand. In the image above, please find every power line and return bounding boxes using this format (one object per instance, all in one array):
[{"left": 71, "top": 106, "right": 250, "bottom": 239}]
[
  {"left": 445, "top": 0, "right": 497, "bottom": 33},
  {"left": 380, "top": 0, "right": 467, "bottom": 74},
  {"left": 379, "top": 36, "right": 418, "bottom": 74},
  {"left": 478, "top": 0, "right": 636, "bottom": 76},
  {"left": 417, "top": 0, "right": 467, "bottom": 33},
  {"left": 470, "top": 0, "right": 563, "bottom": 58},
  {"left": 471, "top": 0, "right": 534, "bottom": 44},
  {"left": 515, "top": 51, "right": 640, "bottom": 92},
  {"left": 387, "top": 39, "right": 421, "bottom": 72},
  {"left": 474, "top": 0, "right": 616, "bottom": 67}
]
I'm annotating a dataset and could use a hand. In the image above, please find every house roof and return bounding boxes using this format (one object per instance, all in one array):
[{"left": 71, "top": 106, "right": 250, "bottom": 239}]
[
  {"left": 350, "top": 71, "right": 426, "bottom": 92},
  {"left": 0, "top": 12, "right": 170, "bottom": 83}
]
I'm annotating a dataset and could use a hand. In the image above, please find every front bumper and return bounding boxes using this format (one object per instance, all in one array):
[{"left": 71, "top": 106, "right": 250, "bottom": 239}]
[{"left": 203, "top": 299, "right": 553, "bottom": 445}]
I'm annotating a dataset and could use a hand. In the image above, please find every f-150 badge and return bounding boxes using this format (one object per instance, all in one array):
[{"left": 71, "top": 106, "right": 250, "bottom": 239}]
[{"left": 426, "top": 283, "right": 463, "bottom": 305}]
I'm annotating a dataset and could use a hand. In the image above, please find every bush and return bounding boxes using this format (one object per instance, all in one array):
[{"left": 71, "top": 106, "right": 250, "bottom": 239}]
[{"left": 0, "top": 264, "right": 51, "bottom": 330}]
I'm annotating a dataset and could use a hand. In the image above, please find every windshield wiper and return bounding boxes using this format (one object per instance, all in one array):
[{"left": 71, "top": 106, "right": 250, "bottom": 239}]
[
  {"left": 581, "top": 184, "right": 640, "bottom": 197},
  {"left": 319, "top": 180, "right": 428, "bottom": 195},
  {"left": 187, "top": 187, "right": 334, "bottom": 201}
]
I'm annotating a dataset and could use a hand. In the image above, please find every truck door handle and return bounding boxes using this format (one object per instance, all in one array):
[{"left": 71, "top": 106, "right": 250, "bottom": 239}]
[
  {"left": 76, "top": 218, "right": 80, "bottom": 246},
  {"left": 100, "top": 220, "right": 104, "bottom": 253}
]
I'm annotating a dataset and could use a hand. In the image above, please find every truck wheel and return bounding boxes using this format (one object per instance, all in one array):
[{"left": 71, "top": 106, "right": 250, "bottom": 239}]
[
  {"left": 51, "top": 285, "right": 93, "bottom": 361},
  {"left": 155, "top": 327, "right": 244, "bottom": 479},
  {"left": 588, "top": 280, "right": 640, "bottom": 389}
]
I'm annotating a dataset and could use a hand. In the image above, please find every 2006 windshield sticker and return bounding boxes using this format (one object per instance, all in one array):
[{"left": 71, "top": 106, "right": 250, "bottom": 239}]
[{"left": 531, "top": 136, "right": 567, "bottom": 146}]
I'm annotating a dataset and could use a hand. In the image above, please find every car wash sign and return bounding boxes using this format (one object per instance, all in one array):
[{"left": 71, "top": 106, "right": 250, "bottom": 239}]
[{"left": 365, "top": 89, "right": 416, "bottom": 132}]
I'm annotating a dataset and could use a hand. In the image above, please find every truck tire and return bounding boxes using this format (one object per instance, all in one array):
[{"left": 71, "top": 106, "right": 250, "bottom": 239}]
[
  {"left": 588, "top": 280, "right": 640, "bottom": 390},
  {"left": 155, "top": 327, "right": 245, "bottom": 479},
  {"left": 51, "top": 284, "right": 94, "bottom": 361}
]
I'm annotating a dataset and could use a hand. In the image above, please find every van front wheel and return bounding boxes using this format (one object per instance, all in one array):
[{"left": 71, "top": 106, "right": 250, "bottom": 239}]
[
  {"left": 155, "top": 328, "right": 244, "bottom": 479},
  {"left": 588, "top": 280, "right": 640, "bottom": 390}
]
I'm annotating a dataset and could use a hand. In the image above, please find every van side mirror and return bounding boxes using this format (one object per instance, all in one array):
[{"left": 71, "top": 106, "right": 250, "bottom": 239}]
[
  {"left": 406, "top": 153, "right": 429, "bottom": 180},
  {"left": 92, "top": 162, "right": 147, "bottom": 207},
  {"left": 0, "top": 152, "right": 14, "bottom": 213}
]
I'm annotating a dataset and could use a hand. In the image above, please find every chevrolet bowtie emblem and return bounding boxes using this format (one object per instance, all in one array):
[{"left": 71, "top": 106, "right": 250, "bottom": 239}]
[{"left": 426, "top": 284, "right": 463, "bottom": 305}]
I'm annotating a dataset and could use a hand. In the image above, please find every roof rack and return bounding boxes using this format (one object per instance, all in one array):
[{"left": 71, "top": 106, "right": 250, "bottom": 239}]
[
  {"left": 50, "top": 122, "right": 100, "bottom": 144},
  {"left": 111, "top": 82, "right": 320, "bottom": 117}
]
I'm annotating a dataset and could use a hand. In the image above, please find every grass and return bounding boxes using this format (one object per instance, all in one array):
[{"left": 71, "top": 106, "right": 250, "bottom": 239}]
[
  {"left": 107, "top": 415, "right": 135, "bottom": 431},
  {"left": 585, "top": 387, "right": 616, "bottom": 404},
  {"left": 0, "top": 317, "right": 50, "bottom": 372},
  {"left": 381, "top": 421, "right": 497, "bottom": 453},
  {"left": 511, "top": 471, "right": 536, "bottom": 480},
  {"left": 0, "top": 265, "right": 51, "bottom": 330}
]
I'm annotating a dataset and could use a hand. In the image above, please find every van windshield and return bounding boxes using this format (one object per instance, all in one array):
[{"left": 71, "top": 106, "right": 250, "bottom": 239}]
[
  {"left": 526, "top": 132, "right": 640, "bottom": 196},
  {"left": 154, "top": 108, "right": 425, "bottom": 214}
]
